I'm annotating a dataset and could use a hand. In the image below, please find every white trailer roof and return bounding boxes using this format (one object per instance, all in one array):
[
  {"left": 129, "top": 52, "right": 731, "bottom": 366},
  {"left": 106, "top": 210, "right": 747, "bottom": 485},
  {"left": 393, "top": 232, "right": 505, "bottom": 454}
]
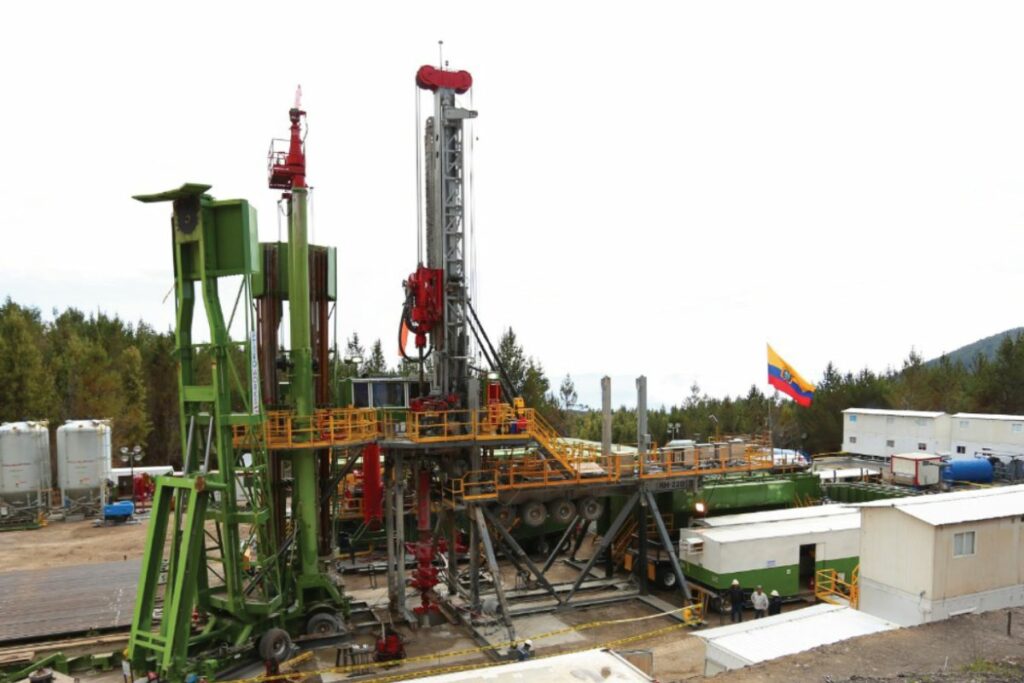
[
  {"left": 842, "top": 408, "right": 945, "bottom": 418},
  {"left": 696, "top": 604, "right": 898, "bottom": 669},
  {"left": 891, "top": 452, "right": 943, "bottom": 461},
  {"left": 952, "top": 412, "right": 1024, "bottom": 422},
  {"left": 410, "top": 648, "right": 652, "bottom": 682},
  {"left": 853, "top": 484, "right": 1024, "bottom": 526},
  {"left": 695, "top": 504, "right": 852, "bottom": 528},
  {"left": 691, "top": 511, "right": 860, "bottom": 544}
]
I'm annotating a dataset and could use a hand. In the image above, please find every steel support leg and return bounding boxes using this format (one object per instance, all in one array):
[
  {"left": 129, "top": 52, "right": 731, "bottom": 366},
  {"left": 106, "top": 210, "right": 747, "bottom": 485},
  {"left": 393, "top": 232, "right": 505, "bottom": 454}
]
[
  {"left": 644, "top": 489, "right": 692, "bottom": 601},
  {"left": 474, "top": 507, "right": 514, "bottom": 642},
  {"left": 482, "top": 507, "right": 562, "bottom": 604},
  {"left": 563, "top": 490, "right": 640, "bottom": 604},
  {"left": 385, "top": 461, "right": 397, "bottom": 609},
  {"left": 542, "top": 514, "right": 581, "bottom": 575},
  {"left": 469, "top": 504, "right": 480, "bottom": 608},
  {"left": 394, "top": 454, "right": 406, "bottom": 616},
  {"left": 569, "top": 519, "right": 591, "bottom": 563},
  {"left": 638, "top": 493, "right": 649, "bottom": 596}
]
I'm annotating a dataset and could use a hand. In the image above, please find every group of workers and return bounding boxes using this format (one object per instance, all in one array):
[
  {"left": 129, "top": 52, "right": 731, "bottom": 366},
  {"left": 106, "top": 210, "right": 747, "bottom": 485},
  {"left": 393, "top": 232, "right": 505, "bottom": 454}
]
[{"left": 726, "top": 579, "right": 783, "bottom": 622}]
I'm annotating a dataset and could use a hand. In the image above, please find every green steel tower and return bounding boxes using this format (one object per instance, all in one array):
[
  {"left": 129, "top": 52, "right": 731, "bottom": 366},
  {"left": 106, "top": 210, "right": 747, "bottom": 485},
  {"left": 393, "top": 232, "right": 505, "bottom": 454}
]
[{"left": 127, "top": 94, "right": 350, "bottom": 681}]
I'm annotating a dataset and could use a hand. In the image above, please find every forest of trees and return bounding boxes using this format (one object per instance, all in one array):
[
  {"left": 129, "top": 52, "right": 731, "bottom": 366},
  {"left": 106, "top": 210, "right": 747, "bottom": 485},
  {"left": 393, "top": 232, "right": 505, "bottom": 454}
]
[{"left": 4, "top": 295, "right": 1024, "bottom": 464}]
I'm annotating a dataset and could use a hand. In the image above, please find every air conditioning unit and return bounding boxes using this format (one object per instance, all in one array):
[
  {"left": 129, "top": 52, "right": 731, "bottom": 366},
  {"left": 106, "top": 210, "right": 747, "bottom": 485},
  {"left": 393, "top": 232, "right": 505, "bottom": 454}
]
[{"left": 681, "top": 538, "right": 703, "bottom": 554}]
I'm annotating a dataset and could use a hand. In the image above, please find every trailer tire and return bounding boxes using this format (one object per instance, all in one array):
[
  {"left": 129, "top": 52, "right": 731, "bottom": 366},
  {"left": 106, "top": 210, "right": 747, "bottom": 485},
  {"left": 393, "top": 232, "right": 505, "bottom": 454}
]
[
  {"left": 306, "top": 612, "right": 345, "bottom": 636},
  {"left": 656, "top": 565, "right": 678, "bottom": 590},
  {"left": 579, "top": 497, "right": 604, "bottom": 522},
  {"left": 495, "top": 505, "right": 516, "bottom": 528},
  {"left": 547, "top": 499, "right": 576, "bottom": 525},
  {"left": 521, "top": 501, "right": 547, "bottom": 527},
  {"left": 258, "top": 627, "right": 292, "bottom": 663}
]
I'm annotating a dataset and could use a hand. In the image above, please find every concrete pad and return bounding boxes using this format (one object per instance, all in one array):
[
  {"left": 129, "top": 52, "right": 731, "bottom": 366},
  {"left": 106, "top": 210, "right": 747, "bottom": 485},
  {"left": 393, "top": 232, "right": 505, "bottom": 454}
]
[{"left": 511, "top": 613, "right": 586, "bottom": 647}]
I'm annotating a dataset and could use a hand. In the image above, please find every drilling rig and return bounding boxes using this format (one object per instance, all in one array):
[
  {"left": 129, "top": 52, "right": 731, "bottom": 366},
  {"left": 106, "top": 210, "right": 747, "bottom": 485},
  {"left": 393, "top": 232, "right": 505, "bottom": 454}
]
[{"left": 126, "top": 92, "right": 371, "bottom": 680}]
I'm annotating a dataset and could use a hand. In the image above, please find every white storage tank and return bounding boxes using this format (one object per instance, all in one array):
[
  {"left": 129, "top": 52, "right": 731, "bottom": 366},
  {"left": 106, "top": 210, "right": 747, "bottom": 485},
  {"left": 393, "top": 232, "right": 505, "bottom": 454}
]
[
  {"left": 56, "top": 419, "right": 112, "bottom": 516},
  {"left": 0, "top": 421, "right": 52, "bottom": 526}
]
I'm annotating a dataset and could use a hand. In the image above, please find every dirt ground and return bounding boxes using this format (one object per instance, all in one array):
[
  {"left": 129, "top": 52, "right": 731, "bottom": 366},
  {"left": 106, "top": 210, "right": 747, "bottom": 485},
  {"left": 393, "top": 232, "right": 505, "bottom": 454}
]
[
  {"left": 0, "top": 518, "right": 149, "bottom": 572},
  {"left": 717, "top": 607, "right": 1024, "bottom": 683}
]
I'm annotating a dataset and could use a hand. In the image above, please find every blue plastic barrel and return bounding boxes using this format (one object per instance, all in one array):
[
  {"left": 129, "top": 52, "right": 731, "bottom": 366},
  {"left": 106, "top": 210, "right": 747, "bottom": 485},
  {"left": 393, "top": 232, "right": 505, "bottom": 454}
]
[{"left": 943, "top": 459, "right": 994, "bottom": 483}]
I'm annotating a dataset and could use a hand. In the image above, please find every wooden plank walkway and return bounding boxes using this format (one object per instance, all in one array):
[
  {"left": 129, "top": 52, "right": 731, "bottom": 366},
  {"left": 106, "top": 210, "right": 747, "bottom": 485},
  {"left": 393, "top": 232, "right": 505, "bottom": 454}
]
[{"left": 0, "top": 559, "right": 140, "bottom": 644}]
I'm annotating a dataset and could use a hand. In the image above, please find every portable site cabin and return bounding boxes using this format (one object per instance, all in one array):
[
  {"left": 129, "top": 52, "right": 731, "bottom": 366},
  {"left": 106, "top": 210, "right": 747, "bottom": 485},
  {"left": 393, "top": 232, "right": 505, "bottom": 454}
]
[
  {"left": 949, "top": 413, "right": 1024, "bottom": 461},
  {"left": 888, "top": 452, "right": 943, "bottom": 487},
  {"left": 680, "top": 505, "right": 860, "bottom": 596},
  {"left": 842, "top": 408, "right": 950, "bottom": 459},
  {"left": 695, "top": 603, "right": 898, "bottom": 675},
  {"left": 856, "top": 485, "right": 1024, "bottom": 626}
]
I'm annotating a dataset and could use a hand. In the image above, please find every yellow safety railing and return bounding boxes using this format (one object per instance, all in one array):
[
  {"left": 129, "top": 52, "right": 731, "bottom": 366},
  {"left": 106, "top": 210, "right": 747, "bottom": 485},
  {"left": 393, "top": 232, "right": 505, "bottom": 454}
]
[
  {"left": 637, "top": 444, "right": 774, "bottom": 479},
  {"left": 232, "top": 407, "right": 379, "bottom": 450},
  {"left": 815, "top": 565, "right": 859, "bottom": 608}
]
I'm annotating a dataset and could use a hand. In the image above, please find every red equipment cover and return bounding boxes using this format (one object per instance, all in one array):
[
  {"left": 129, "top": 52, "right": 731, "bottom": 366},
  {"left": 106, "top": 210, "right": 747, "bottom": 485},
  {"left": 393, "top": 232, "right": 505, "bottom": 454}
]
[
  {"left": 361, "top": 443, "right": 383, "bottom": 529},
  {"left": 416, "top": 65, "right": 473, "bottom": 94}
]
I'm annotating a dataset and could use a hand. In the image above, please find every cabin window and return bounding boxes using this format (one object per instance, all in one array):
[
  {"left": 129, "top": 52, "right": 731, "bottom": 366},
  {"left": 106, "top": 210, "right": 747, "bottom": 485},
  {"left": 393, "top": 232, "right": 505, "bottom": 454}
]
[
  {"left": 956, "top": 446, "right": 966, "bottom": 454},
  {"left": 849, "top": 415, "right": 858, "bottom": 423},
  {"left": 1013, "top": 423, "right": 1023, "bottom": 434},
  {"left": 959, "top": 420, "right": 969, "bottom": 429},
  {"left": 886, "top": 416, "right": 895, "bottom": 424},
  {"left": 849, "top": 436, "right": 857, "bottom": 444},
  {"left": 918, "top": 442, "right": 927, "bottom": 451},
  {"left": 886, "top": 440, "right": 895, "bottom": 448},
  {"left": 953, "top": 531, "right": 976, "bottom": 557},
  {"left": 916, "top": 418, "right": 928, "bottom": 426}
]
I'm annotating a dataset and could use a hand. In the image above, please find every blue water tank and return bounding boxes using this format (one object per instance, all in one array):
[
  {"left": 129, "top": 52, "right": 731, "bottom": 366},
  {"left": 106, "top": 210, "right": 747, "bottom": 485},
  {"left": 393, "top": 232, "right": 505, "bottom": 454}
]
[
  {"left": 943, "top": 459, "right": 994, "bottom": 484},
  {"left": 103, "top": 500, "right": 135, "bottom": 519}
]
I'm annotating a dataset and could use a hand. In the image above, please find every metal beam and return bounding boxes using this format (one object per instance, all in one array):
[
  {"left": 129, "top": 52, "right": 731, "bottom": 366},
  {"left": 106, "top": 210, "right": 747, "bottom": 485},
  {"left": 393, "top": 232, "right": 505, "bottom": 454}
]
[
  {"left": 542, "top": 514, "right": 581, "bottom": 574},
  {"left": 482, "top": 507, "right": 562, "bottom": 604},
  {"left": 644, "top": 489, "right": 692, "bottom": 601},
  {"left": 562, "top": 490, "right": 640, "bottom": 604},
  {"left": 473, "top": 507, "right": 514, "bottom": 642}
]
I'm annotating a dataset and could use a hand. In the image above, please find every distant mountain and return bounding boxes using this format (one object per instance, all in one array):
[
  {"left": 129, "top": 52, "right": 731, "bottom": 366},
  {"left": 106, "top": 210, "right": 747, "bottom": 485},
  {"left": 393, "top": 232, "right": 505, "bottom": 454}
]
[{"left": 926, "top": 327, "right": 1024, "bottom": 367}]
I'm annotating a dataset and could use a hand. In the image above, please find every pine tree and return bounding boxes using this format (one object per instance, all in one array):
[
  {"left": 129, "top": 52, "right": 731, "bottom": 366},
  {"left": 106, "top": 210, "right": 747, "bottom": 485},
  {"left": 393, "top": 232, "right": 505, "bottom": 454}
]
[
  {"left": 0, "top": 302, "right": 55, "bottom": 422},
  {"left": 116, "top": 345, "right": 153, "bottom": 450},
  {"left": 559, "top": 373, "right": 578, "bottom": 410},
  {"left": 365, "top": 339, "right": 388, "bottom": 376}
]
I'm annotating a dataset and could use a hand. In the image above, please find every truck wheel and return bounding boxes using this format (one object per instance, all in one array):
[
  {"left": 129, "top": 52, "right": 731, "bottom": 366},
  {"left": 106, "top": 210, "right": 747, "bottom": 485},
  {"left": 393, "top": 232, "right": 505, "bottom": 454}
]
[
  {"left": 495, "top": 505, "right": 517, "bottom": 528},
  {"left": 258, "top": 627, "right": 292, "bottom": 663},
  {"left": 579, "top": 497, "right": 604, "bottom": 521},
  {"left": 656, "top": 566, "right": 678, "bottom": 590},
  {"left": 306, "top": 612, "right": 345, "bottom": 636},
  {"left": 547, "top": 499, "right": 576, "bottom": 525},
  {"left": 521, "top": 501, "right": 547, "bottom": 527}
]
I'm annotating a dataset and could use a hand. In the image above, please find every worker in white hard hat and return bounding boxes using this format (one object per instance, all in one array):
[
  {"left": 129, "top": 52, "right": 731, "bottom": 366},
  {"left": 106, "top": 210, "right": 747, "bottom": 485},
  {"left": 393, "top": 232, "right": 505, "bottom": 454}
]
[
  {"left": 512, "top": 639, "right": 534, "bottom": 661},
  {"left": 726, "top": 578, "right": 745, "bottom": 623},
  {"left": 768, "top": 589, "right": 783, "bottom": 616}
]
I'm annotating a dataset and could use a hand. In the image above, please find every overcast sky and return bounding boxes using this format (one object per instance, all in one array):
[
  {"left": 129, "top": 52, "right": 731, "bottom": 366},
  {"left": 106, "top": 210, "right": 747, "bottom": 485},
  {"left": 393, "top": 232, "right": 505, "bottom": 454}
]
[{"left": 3, "top": 1, "right": 1024, "bottom": 409}]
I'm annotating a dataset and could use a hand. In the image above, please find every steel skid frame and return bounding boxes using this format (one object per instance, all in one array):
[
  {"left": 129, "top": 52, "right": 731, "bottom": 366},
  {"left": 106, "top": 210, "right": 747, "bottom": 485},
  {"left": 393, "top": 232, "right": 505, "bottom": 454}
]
[{"left": 378, "top": 448, "right": 702, "bottom": 652}]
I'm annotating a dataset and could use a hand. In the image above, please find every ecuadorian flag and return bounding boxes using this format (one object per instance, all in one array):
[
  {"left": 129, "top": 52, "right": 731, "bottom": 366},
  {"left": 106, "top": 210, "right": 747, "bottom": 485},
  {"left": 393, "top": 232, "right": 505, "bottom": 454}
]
[{"left": 767, "top": 344, "right": 815, "bottom": 407}]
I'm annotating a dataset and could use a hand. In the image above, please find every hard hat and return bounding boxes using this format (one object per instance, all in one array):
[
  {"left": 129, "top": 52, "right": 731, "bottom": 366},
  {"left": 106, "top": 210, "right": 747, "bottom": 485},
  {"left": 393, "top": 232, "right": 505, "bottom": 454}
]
[
  {"left": 524, "top": 639, "right": 533, "bottom": 647},
  {"left": 731, "top": 579, "right": 739, "bottom": 586},
  {"left": 770, "top": 590, "right": 779, "bottom": 597}
]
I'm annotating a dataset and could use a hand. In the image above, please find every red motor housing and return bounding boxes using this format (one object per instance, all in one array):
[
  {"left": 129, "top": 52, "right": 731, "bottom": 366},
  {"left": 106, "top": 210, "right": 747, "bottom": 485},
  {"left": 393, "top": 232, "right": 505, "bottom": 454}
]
[
  {"left": 404, "top": 265, "right": 444, "bottom": 350},
  {"left": 416, "top": 65, "right": 473, "bottom": 94}
]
